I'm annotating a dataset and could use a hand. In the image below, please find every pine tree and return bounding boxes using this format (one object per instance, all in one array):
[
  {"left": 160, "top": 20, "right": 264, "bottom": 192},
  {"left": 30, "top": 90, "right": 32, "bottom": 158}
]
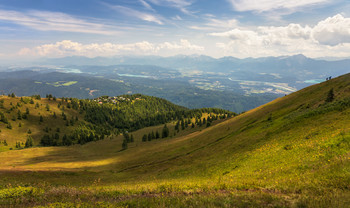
[
  {"left": 156, "top": 131, "right": 160, "bottom": 139},
  {"left": 206, "top": 122, "right": 211, "bottom": 127},
  {"left": 39, "top": 115, "right": 43, "bottom": 122},
  {"left": 25, "top": 136, "right": 34, "bottom": 148},
  {"left": 142, "top": 134, "right": 147, "bottom": 142},
  {"left": 17, "top": 110, "right": 22, "bottom": 120},
  {"left": 175, "top": 120, "right": 180, "bottom": 131},
  {"left": 162, "top": 124, "right": 169, "bottom": 138},
  {"left": 0, "top": 113, "right": 8, "bottom": 124},
  {"left": 181, "top": 119, "right": 185, "bottom": 130},
  {"left": 7, "top": 122, "right": 12, "bottom": 129},
  {"left": 122, "top": 139, "right": 128, "bottom": 150},
  {"left": 62, "top": 134, "right": 72, "bottom": 146},
  {"left": 70, "top": 118, "right": 74, "bottom": 126},
  {"left": 326, "top": 88, "right": 334, "bottom": 102},
  {"left": 62, "top": 112, "right": 67, "bottom": 120},
  {"left": 123, "top": 132, "right": 130, "bottom": 143},
  {"left": 130, "top": 134, "right": 134, "bottom": 142}
]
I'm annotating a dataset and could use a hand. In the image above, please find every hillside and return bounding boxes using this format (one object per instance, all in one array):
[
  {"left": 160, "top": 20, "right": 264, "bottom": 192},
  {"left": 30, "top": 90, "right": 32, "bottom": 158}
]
[
  {"left": 0, "top": 94, "right": 231, "bottom": 151},
  {"left": 0, "top": 73, "right": 350, "bottom": 207}
]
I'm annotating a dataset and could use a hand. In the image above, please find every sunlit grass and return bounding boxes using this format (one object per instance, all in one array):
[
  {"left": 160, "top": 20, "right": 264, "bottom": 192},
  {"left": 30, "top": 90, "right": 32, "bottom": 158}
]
[{"left": 0, "top": 73, "right": 350, "bottom": 207}]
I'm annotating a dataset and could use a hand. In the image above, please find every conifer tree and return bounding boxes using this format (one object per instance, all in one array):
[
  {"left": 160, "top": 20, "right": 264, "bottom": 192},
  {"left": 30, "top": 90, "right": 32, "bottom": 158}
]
[
  {"left": 17, "top": 110, "right": 22, "bottom": 120},
  {"left": 326, "top": 88, "right": 334, "bottom": 102},
  {"left": 162, "top": 124, "right": 169, "bottom": 138},
  {"left": 206, "top": 122, "right": 211, "bottom": 127},
  {"left": 62, "top": 112, "right": 67, "bottom": 120},
  {"left": 25, "top": 136, "right": 34, "bottom": 148},
  {"left": 175, "top": 120, "right": 180, "bottom": 131},
  {"left": 181, "top": 119, "right": 185, "bottom": 130},
  {"left": 142, "top": 134, "right": 147, "bottom": 142},
  {"left": 123, "top": 132, "right": 130, "bottom": 142},
  {"left": 122, "top": 139, "right": 128, "bottom": 150}
]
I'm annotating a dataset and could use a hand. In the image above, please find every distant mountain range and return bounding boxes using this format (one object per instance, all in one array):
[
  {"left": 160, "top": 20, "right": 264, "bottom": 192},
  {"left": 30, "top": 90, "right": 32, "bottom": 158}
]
[{"left": 39, "top": 54, "right": 349, "bottom": 76}]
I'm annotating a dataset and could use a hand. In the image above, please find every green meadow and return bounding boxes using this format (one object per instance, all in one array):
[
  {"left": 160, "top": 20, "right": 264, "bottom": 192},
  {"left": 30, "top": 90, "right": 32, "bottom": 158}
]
[{"left": 0, "top": 74, "right": 350, "bottom": 207}]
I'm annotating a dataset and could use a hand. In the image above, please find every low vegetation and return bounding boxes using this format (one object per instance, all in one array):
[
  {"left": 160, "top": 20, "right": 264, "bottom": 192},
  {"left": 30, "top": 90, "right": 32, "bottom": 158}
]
[{"left": 0, "top": 74, "right": 350, "bottom": 207}]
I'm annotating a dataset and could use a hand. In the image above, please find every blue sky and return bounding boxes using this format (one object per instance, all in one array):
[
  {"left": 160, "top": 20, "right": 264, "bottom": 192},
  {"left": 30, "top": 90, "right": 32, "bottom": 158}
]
[{"left": 0, "top": 0, "right": 350, "bottom": 60}]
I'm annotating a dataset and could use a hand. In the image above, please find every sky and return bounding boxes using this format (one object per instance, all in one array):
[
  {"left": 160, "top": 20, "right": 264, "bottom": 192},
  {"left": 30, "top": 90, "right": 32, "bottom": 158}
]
[{"left": 0, "top": 0, "right": 350, "bottom": 60}]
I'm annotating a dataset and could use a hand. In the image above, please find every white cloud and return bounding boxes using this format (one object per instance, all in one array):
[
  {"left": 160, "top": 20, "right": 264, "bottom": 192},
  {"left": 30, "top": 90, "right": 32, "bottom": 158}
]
[
  {"left": 158, "top": 39, "right": 204, "bottom": 51},
  {"left": 147, "top": 0, "right": 194, "bottom": 14},
  {"left": 107, "top": 5, "right": 164, "bottom": 25},
  {"left": 189, "top": 18, "right": 239, "bottom": 31},
  {"left": 313, "top": 14, "right": 350, "bottom": 46},
  {"left": 227, "top": 0, "right": 330, "bottom": 13},
  {"left": 172, "top": 15, "right": 183, "bottom": 20},
  {"left": 139, "top": 0, "right": 155, "bottom": 11},
  {"left": 209, "top": 14, "right": 350, "bottom": 58},
  {"left": 18, "top": 40, "right": 204, "bottom": 57},
  {"left": 0, "top": 9, "right": 117, "bottom": 35}
]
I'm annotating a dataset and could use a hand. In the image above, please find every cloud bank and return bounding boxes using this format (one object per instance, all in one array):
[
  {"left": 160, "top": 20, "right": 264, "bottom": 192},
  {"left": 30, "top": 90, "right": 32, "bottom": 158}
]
[
  {"left": 210, "top": 14, "right": 350, "bottom": 58},
  {"left": 18, "top": 40, "right": 204, "bottom": 57},
  {"left": 227, "top": 0, "right": 330, "bottom": 12}
]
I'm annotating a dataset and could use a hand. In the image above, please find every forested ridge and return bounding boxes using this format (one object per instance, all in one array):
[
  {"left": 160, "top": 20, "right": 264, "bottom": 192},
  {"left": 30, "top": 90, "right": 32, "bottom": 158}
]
[{"left": 0, "top": 93, "right": 234, "bottom": 149}]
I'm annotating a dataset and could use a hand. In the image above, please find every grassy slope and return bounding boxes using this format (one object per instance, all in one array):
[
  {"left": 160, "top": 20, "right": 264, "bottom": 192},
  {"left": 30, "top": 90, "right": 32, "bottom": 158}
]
[
  {"left": 0, "top": 97, "right": 82, "bottom": 151},
  {"left": 0, "top": 74, "right": 350, "bottom": 207}
]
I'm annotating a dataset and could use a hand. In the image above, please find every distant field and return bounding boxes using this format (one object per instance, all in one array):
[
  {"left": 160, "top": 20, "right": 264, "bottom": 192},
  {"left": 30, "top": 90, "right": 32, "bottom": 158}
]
[{"left": 46, "top": 81, "right": 78, "bottom": 87}]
